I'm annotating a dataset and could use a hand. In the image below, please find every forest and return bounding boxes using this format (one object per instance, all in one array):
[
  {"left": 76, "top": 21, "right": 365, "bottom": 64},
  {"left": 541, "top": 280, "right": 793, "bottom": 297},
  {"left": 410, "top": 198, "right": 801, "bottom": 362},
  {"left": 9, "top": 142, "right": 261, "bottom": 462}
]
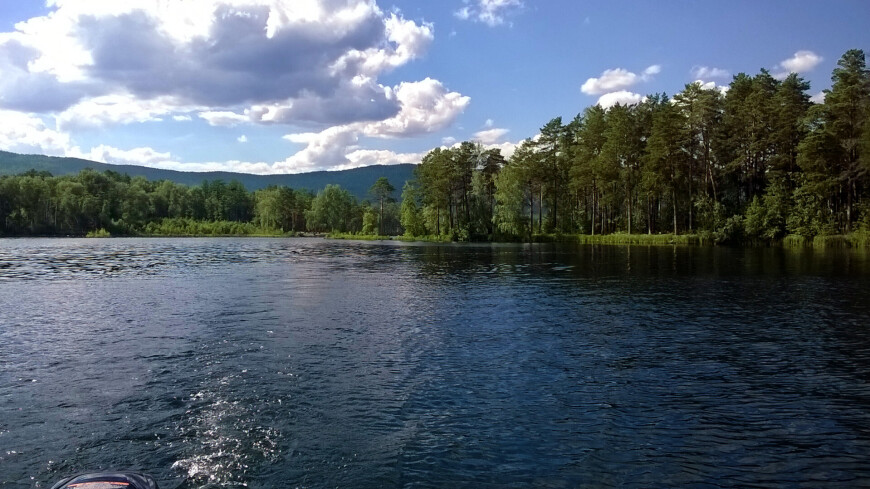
[
  {"left": 405, "top": 49, "right": 870, "bottom": 244},
  {"left": 1, "top": 49, "right": 868, "bottom": 244},
  {"left": 0, "top": 169, "right": 402, "bottom": 237}
]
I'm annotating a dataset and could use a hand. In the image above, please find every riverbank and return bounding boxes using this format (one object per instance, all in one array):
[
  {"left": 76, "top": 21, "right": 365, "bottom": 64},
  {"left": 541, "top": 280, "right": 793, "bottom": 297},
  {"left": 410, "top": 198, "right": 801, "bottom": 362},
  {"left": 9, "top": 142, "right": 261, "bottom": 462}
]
[
  {"left": 327, "top": 231, "right": 870, "bottom": 248},
  {"left": 21, "top": 229, "right": 870, "bottom": 249}
]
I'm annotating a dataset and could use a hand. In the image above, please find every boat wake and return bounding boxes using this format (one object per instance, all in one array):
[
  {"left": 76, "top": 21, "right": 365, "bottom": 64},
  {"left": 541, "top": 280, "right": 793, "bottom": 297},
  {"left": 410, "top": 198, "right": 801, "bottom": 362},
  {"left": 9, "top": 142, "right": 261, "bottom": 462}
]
[{"left": 171, "top": 386, "right": 280, "bottom": 488}]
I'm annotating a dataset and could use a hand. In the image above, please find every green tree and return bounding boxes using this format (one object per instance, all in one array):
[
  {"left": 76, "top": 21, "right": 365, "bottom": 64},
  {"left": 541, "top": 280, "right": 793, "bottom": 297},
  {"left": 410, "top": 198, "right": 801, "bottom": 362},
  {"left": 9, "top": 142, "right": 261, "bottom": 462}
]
[
  {"left": 823, "top": 49, "right": 870, "bottom": 230},
  {"left": 645, "top": 94, "right": 687, "bottom": 234},
  {"left": 306, "top": 184, "right": 355, "bottom": 232},
  {"left": 400, "top": 181, "right": 426, "bottom": 237},
  {"left": 369, "top": 177, "right": 395, "bottom": 236}
]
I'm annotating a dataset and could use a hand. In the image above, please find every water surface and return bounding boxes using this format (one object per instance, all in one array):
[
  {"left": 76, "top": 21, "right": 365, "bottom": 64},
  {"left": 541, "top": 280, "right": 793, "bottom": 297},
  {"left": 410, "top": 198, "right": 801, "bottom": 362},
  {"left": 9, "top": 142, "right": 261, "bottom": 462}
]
[{"left": 1, "top": 238, "right": 869, "bottom": 488}]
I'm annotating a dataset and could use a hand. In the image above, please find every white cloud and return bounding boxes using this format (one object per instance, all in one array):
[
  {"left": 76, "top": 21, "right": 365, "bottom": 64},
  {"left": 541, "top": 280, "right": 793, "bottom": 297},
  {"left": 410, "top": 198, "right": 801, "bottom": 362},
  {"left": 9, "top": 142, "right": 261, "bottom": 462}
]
[
  {"left": 642, "top": 65, "right": 661, "bottom": 79},
  {"left": 484, "top": 140, "right": 519, "bottom": 159},
  {"left": 56, "top": 93, "right": 185, "bottom": 131},
  {"left": 779, "top": 50, "right": 823, "bottom": 74},
  {"left": 484, "top": 118, "right": 494, "bottom": 128},
  {"left": 274, "top": 78, "right": 469, "bottom": 172},
  {"left": 810, "top": 91, "right": 826, "bottom": 104},
  {"left": 473, "top": 127, "right": 509, "bottom": 144},
  {"left": 0, "top": 0, "right": 442, "bottom": 129},
  {"left": 581, "top": 65, "right": 659, "bottom": 96},
  {"left": 237, "top": 135, "right": 248, "bottom": 143},
  {"left": 0, "top": 110, "right": 71, "bottom": 156},
  {"left": 0, "top": 1, "right": 473, "bottom": 174},
  {"left": 597, "top": 91, "right": 643, "bottom": 108},
  {"left": 198, "top": 110, "right": 250, "bottom": 127},
  {"left": 441, "top": 136, "right": 457, "bottom": 146},
  {"left": 582, "top": 68, "right": 638, "bottom": 95},
  {"left": 361, "top": 78, "right": 470, "bottom": 138},
  {"left": 342, "top": 149, "right": 426, "bottom": 169},
  {"left": 70, "top": 144, "right": 174, "bottom": 167},
  {"left": 691, "top": 80, "right": 728, "bottom": 94},
  {"left": 455, "top": 0, "right": 523, "bottom": 27},
  {"left": 692, "top": 66, "right": 730, "bottom": 79}
]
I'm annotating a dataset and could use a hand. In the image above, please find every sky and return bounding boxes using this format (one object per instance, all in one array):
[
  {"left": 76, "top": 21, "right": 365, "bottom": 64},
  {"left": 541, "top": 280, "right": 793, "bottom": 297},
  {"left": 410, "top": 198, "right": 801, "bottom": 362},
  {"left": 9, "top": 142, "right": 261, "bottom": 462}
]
[{"left": 0, "top": 0, "right": 868, "bottom": 174}]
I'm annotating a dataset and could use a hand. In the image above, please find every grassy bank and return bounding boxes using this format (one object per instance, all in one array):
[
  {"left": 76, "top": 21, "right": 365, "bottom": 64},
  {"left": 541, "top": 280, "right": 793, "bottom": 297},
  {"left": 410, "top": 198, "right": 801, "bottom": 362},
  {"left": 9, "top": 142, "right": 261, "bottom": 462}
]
[
  {"left": 524, "top": 233, "right": 710, "bottom": 246},
  {"left": 782, "top": 231, "right": 870, "bottom": 248},
  {"left": 327, "top": 233, "right": 454, "bottom": 242},
  {"left": 327, "top": 232, "right": 392, "bottom": 241},
  {"left": 83, "top": 224, "right": 870, "bottom": 248}
]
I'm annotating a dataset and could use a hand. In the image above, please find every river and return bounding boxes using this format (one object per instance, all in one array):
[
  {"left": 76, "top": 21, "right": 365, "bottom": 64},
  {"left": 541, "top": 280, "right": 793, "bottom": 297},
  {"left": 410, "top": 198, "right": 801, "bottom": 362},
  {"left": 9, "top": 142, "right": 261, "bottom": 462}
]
[{"left": 1, "top": 238, "right": 870, "bottom": 488}]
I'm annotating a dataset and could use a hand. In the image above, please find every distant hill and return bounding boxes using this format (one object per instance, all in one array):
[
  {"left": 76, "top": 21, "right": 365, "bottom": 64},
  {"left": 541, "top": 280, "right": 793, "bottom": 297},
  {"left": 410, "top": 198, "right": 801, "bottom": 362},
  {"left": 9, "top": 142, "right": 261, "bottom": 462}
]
[{"left": 0, "top": 151, "right": 416, "bottom": 200}]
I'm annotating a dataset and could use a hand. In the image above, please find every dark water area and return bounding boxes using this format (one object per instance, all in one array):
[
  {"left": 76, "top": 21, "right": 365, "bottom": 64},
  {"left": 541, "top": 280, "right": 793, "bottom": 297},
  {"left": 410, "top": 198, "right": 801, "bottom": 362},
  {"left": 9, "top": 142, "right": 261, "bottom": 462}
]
[{"left": 1, "top": 238, "right": 870, "bottom": 488}]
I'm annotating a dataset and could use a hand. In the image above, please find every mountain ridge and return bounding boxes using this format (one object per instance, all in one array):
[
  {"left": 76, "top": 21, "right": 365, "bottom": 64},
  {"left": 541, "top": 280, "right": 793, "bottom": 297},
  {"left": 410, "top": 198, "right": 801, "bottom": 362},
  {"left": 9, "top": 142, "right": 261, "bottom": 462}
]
[{"left": 0, "top": 151, "right": 416, "bottom": 200}]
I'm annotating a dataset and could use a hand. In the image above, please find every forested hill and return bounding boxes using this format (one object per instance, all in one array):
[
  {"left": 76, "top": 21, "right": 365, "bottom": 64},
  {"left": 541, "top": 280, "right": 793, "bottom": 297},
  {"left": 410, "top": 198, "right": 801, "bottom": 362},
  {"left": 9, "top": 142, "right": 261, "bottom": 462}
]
[{"left": 0, "top": 151, "right": 415, "bottom": 199}]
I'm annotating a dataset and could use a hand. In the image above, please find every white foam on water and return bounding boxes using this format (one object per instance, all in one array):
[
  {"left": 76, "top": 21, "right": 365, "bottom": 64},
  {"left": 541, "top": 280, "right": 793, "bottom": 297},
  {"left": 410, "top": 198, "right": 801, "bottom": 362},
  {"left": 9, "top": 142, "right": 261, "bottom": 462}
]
[{"left": 172, "top": 387, "right": 279, "bottom": 488}]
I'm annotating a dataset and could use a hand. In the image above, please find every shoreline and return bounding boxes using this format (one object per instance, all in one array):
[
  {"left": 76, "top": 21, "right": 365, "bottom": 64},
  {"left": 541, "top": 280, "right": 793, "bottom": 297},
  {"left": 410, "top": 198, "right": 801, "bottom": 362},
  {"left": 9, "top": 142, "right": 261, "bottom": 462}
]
[{"left": 3, "top": 231, "right": 869, "bottom": 249}]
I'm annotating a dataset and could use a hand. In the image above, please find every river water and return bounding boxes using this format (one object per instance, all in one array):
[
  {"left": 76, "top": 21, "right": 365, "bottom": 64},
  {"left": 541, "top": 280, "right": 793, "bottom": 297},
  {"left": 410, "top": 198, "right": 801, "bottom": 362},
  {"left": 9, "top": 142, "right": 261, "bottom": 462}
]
[{"left": 1, "top": 238, "right": 870, "bottom": 488}]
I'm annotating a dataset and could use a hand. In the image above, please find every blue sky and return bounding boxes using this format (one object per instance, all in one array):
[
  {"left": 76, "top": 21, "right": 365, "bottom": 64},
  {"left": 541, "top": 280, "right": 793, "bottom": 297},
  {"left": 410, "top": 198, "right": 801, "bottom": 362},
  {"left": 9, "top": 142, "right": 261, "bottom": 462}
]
[{"left": 0, "top": 0, "right": 867, "bottom": 174}]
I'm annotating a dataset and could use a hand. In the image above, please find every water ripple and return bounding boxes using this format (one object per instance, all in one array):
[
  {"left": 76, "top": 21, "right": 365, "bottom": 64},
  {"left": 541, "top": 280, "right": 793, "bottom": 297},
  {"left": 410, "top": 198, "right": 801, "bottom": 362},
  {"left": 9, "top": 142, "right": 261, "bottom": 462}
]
[{"left": 1, "top": 238, "right": 869, "bottom": 488}]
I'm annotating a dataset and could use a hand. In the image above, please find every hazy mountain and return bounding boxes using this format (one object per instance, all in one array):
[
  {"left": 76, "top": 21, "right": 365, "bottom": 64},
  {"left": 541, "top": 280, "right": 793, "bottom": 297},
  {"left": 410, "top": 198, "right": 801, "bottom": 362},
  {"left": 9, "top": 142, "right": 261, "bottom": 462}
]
[{"left": 0, "top": 151, "right": 416, "bottom": 200}]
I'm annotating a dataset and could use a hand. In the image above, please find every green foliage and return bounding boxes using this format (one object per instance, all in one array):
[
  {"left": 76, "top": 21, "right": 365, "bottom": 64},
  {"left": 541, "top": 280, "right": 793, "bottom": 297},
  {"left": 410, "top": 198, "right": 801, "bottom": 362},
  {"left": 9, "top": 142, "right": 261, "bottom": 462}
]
[
  {"left": 493, "top": 158, "right": 529, "bottom": 238},
  {"left": 143, "top": 218, "right": 280, "bottom": 236},
  {"left": 0, "top": 168, "right": 338, "bottom": 237},
  {"left": 400, "top": 181, "right": 427, "bottom": 237},
  {"left": 362, "top": 207, "right": 378, "bottom": 235},
  {"left": 572, "top": 233, "right": 708, "bottom": 246},
  {"left": 305, "top": 184, "right": 357, "bottom": 233},
  {"left": 85, "top": 228, "right": 111, "bottom": 238}
]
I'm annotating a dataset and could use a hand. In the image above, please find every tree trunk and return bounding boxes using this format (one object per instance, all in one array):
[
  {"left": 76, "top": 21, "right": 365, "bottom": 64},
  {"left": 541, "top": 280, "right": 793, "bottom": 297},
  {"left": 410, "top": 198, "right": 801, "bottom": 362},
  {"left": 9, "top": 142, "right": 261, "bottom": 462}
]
[
  {"left": 591, "top": 192, "right": 596, "bottom": 236},
  {"left": 379, "top": 197, "right": 384, "bottom": 236}
]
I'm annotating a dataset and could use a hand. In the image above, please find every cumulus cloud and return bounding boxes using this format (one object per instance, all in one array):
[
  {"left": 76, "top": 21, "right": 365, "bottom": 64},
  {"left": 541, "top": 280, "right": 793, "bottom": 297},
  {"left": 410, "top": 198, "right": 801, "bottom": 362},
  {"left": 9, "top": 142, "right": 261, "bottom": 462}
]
[
  {"left": 473, "top": 127, "right": 509, "bottom": 144},
  {"left": 484, "top": 140, "right": 519, "bottom": 159},
  {"left": 692, "top": 80, "right": 729, "bottom": 95},
  {"left": 692, "top": 66, "right": 730, "bottom": 79},
  {"left": 56, "top": 93, "right": 185, "bottom": 131},
  {"left": 71, "top": 144, "right": 174, "bottom": 167},
  {"left": 810, "top": 91, "right": 826, "bottom": 104},
  {"left": 0, "top": 110, "right": 71, "bottom": 156},
  {"left": 779, "top": 50, "right": 823, "bottom": 74},
  {"left": 342, "top": 148, "right": 426, "bottom": 170},
  {"left": 455, "top": 0, "right": 523, "bottom": 27},
  {"left": 276, "top": 78, "right": 470, "bottom": 172},
  {"left": 582, "top": 68, "right": 637, "bottom": 95},
  {"left": 362, "top": 78, "right": 470, "bottom": 138},
  {"left": 198, "top": 110, "right": 251, "bottom": 127},
  {"left": 0, "top": 1, "right": 471, "bottom": 174},
  {"left": 642, "top": 65, "right": 661, "bottom": 79},
  {"left": 581, "top": 65, "right": 659, "bottom": 95},
  {"left": 597, "top": 91, "right": 643, "bottom": 109},
  {"left": 237, "top": 135, "right": 248, "bottom": 143},
  {"left": 774, "top": 50, "right": 823, "bottom": 79},
  {"left": 0, "top": 0, "right": 439, "bottom": 127},
  {"left": 249, "top": 76, "right": 400, "bottom": 125}
]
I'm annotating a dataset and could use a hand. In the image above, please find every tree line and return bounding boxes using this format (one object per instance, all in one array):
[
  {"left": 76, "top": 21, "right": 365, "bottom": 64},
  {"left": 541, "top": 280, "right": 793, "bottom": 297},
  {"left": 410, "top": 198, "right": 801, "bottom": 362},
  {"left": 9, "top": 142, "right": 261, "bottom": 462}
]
[
  {"left": 401, "top": 49, "right": 870, "bottom": 243},
  {"left": 0, "top": 169, "right": 401, "bottom": 236}
]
